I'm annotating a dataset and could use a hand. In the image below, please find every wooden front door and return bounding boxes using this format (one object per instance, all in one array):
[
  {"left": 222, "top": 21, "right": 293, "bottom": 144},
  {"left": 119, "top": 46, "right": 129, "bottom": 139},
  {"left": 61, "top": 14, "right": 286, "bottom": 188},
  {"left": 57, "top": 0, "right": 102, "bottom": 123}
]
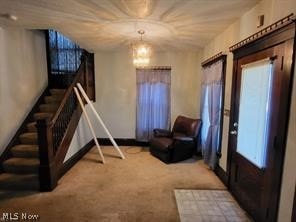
[{"left": 228, "top": 23, "right": 295, "bottom": 222}]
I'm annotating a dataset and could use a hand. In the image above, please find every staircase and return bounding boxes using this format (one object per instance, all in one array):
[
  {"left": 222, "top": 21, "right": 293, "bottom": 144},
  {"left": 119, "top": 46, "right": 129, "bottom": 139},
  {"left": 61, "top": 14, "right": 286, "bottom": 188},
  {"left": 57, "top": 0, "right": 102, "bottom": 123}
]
[
  {"left": 0, "top": 89, "right": 65, "bottom": 190},
  {"left": 0, "top": 52, "right": 95, "bottom": 191}
]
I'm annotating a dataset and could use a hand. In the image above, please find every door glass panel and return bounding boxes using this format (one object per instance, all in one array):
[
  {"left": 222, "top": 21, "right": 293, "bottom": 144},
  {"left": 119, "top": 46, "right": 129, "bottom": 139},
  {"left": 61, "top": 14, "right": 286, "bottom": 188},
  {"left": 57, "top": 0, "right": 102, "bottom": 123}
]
[{"left": 237, "top": 59, "right": 273, "bottom": 168}]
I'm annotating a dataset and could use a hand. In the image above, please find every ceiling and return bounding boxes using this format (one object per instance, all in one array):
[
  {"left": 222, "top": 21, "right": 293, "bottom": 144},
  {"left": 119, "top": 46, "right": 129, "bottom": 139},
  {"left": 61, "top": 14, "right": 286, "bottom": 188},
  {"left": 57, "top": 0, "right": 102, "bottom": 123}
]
[{"left": 0, "top": 0, "right": 260, "bottom": 51}]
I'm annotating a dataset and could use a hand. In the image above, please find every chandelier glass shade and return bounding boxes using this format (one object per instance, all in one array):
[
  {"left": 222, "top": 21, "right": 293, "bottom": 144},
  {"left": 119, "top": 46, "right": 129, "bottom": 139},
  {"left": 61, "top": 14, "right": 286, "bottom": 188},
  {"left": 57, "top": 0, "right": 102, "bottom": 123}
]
[{"left": 132, "top": 30, "right": 151, "bottom": 67}]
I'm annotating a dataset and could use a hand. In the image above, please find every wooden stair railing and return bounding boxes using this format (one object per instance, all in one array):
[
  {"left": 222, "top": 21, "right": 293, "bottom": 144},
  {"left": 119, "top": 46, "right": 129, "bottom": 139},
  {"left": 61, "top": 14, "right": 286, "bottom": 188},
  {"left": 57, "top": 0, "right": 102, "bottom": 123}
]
[{"left": 36, "top": 53, "right": 94, "bottom": 191}]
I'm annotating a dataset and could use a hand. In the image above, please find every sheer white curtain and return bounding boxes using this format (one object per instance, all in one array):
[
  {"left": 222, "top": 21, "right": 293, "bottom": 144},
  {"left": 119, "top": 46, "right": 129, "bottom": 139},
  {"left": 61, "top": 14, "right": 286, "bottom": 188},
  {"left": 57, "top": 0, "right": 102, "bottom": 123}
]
[
  {"left": 237, "top": 59, "right": 273, "bottom": 168},
  {"left": 136, "top": 68, "right": 171, "bottom": 142},
  {"left": 200, "top": 60, "right": 223, "bottom": 169}
]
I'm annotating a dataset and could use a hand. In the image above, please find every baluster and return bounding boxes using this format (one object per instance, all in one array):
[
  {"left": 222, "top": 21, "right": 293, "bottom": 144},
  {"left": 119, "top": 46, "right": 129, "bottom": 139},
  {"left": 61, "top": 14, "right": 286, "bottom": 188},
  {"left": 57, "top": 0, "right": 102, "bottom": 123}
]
[{"left": 35, "top": 55, "right": 94, "bottom": 191}]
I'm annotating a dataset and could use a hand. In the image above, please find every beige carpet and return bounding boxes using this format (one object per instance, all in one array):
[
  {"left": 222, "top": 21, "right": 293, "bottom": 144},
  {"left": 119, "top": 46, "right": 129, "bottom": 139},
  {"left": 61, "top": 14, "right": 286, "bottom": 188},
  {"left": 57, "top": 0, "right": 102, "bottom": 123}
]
[{"left": 0, "top": 146, "right": 225, "bottom": 222}]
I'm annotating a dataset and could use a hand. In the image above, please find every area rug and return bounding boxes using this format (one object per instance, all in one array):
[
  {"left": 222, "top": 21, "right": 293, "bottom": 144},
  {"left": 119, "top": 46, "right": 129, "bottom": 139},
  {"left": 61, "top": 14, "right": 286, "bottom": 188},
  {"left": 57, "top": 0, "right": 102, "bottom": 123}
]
[{"left": 174, "top": 189, "right": 252, "bottom": 222}]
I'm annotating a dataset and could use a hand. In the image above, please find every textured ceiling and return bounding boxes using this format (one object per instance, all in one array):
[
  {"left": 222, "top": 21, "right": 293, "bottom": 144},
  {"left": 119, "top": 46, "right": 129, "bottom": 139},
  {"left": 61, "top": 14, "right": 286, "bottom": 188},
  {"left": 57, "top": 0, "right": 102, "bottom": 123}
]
[{"left": 0, "top": 0, "right": 260, "bottom": 51}]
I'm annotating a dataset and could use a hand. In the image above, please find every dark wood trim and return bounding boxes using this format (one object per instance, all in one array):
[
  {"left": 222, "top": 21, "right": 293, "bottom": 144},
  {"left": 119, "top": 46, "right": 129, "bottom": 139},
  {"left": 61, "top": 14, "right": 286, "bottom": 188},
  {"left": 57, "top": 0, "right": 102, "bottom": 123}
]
[
  {"left": 0, "top": 87, "right": 49, "bottom": 172},
  {"left": 230, "top": 13, "right": 295, "bottom": 52},
  {"left": 50, "top": 63, "right": 84, "bottom": 125},
  {"left": 97, "top": 138, "right": 149, "bottom": 147},
  {"left": 276, "top": 37, "right": 296, "bottom": 221},
  {"left": 37, "top": 118, "right": 57, "bottom": 192},
  {"left": 58, "top": 140, "right": 94, "bottom": 178},
  {"left": 201, "top": 52, "right": 226, "bottom": 67},
  {"left": 45, "top": 30, "right": 52, "bottom": 87},
  {"left": 55, "top": 107, "right": 83, "bottom": 167},
  {"left": 37, "top": 52, "right": 94, "bottom": 191},
  {"left": 59, "top": 137, "right": 149, "bottom": 179},
  {"left": 136, "top": 66, "right": 171, "bottom": 70},
  {"left": 214, "top": 165, "right": 228, "bottom": 187},
  {"left": 227, "top": 58, "right": 238, "bottom": 187},
  {"left": 234, "top": 22, "right": 295, "bottom": 60},
  {"left": 218, "top": 55, "right": 227, "bottom": 157},
  {"left": 227, "top": 21, "right": 295, "bottom": 221},
  {"left": 292, "top": 186, "right": 296, "bottom": 222},
  {"left": 88, "top": 53, "right": 96, "bottom": 102}
]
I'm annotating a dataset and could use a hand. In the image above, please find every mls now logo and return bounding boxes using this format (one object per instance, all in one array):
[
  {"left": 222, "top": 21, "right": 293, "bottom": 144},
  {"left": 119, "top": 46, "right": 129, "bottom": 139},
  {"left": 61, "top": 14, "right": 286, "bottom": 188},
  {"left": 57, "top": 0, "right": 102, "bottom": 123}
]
[
  {"left": 1, "top": 213, "right": 40, "bottom": 221},
  {"left": 1, "top": 213, "right": 19, "bottom": 221}
]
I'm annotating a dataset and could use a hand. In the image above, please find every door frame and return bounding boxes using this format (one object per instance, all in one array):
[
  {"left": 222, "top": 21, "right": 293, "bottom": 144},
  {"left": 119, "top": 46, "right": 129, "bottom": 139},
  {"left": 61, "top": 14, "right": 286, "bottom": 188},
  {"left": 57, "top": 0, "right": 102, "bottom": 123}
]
[
  {"left": 293, "top": 186, "right": 296, "bottom": 222},
  {"left": 227, "top": 22, "right": 295, "bottom": 221}
]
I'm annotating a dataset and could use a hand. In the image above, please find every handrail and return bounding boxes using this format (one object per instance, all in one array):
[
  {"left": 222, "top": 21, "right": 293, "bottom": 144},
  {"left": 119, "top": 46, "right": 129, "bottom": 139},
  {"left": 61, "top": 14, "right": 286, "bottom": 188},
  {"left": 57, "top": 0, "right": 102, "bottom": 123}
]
[
  {"left": 36, "top": 52, "right": 95, "bottom": 191},
  {"left": 50, "top": 63, "right": 84, "bottom": 125},
  {"left": 51, "top": 59, "right": 87, "bottom": 154}
]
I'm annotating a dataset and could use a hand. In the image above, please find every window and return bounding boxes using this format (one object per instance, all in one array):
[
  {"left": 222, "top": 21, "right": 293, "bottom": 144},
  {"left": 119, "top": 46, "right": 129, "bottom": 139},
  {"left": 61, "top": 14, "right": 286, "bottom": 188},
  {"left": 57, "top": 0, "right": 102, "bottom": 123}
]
[
  {"left": 136, "top": 67, "right": 171, "bottom": 141},
  {"left": 237, "top": 59, "right": 273, "bottom": 168},
  {"left": 48, "top": 30, "right": 83, "bottom": 74}
]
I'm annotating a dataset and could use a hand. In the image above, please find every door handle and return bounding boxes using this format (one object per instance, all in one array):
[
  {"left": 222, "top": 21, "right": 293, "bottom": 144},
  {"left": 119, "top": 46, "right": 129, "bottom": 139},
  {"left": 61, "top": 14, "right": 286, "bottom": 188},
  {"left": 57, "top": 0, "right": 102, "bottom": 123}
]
[{"left": 230, "top": 130, "right": 237, "bottom": 135}]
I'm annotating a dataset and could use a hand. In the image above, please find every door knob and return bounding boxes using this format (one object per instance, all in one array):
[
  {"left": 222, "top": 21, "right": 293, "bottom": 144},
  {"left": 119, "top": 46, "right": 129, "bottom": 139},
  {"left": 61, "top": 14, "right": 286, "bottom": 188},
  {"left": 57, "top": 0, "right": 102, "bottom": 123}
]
[{"left": 230, "top": 130, "right": 237, "bottom": 135}]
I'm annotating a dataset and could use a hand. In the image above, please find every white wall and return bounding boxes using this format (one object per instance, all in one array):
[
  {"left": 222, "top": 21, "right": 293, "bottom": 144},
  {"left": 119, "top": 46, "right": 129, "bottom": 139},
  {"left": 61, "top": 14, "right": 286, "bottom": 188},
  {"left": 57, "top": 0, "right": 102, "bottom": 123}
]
[
  {"left": 94, "top": 49, "right": 201, "bottom": 138},
  {"left": 0, "top": 27, "right": 48, "bottom": 154},
  {"left": 64, "top": 49, "right": 201, "bottom": 160},
  {"left": 64, "top": 106, "right": 93, "bottom": 162},
  {"left": 201, "top": 0, "right": 296, "bottom": 221}
]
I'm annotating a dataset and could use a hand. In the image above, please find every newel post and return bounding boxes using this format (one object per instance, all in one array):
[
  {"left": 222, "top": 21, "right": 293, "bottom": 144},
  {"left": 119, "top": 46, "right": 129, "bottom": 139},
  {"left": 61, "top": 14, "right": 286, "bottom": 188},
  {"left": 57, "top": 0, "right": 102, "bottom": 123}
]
[
  {"left": 81, "top": 50, "right": 88, "bottom": 89},
  {"left": 36, "top": 118, "right": 57, "bottom": 191}
]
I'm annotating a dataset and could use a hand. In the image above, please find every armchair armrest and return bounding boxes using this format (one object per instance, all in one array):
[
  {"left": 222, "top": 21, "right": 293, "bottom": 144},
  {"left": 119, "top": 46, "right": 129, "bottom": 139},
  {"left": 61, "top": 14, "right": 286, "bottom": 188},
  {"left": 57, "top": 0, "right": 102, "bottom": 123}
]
[{"left": 153, "top": 129, "right": 172, "bottom": 137}]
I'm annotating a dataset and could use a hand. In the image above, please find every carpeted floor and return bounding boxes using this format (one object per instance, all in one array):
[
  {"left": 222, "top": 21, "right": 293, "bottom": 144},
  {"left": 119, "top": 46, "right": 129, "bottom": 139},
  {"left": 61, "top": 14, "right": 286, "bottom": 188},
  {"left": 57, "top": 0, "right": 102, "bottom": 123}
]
[{"left": 0, "top": 146, "right": 225, "bottom": 222}]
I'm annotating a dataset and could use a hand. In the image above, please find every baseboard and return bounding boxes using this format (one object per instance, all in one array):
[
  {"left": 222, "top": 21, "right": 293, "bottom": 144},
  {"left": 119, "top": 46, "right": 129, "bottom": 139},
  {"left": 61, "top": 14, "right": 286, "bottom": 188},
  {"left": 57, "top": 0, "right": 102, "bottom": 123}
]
[
  {"left": 214, "top": 164, "right": 228, "bottom": 187},
  {"left": 58, "top": 138, "right": 148, "bottom": 178},
  {"left": 58, "top": 140, "right": 95, "bottom": 178},
  {"left": 97, "top": 138, "right": 149, "bottom": 147}
]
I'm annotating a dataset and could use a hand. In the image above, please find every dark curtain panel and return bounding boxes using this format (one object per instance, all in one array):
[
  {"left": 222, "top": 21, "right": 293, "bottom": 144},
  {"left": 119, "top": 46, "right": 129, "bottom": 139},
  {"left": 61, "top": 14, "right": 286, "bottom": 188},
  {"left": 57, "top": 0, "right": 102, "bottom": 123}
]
[{"left": 48, "top": 30, "right": 83, "bottom": 74}]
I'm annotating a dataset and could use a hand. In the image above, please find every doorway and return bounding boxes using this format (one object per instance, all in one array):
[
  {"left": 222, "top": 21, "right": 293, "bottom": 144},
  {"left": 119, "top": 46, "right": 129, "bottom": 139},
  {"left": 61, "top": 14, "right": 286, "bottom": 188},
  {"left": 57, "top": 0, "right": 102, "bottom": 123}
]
[{"left": 228, "top": 22, "right": 295, "bottom": 221}]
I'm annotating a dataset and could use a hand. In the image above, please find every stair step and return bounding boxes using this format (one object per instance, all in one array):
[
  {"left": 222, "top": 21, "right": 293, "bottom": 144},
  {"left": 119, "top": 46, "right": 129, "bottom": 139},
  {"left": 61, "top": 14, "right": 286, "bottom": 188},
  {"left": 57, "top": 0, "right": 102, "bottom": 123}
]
[
  {"left": 34, "top": 112, "right": 53, "bottom": 121},
  {"left": 2, "top": 158, "right": 39, "bottom": 174},
  {"left": 19, "top": 132, "right": 38, "bottom": 144},
  {"left": 50, "top": 89, "right": 66, "bottom": 96},
  {"left": 27, "top": 122, "right": 37, "bottom": 132},
  {"left": 44, "top": 96, "right": 62, "bottom": 104},
  {"left": 11, "top": 145, "right": 38, "bottom": 158},
  {"left": 0, "top": 173, "right": 39, "bottom": 190},
  {"left": 39, "top": 103, "right": 59, "bottom": 113}
]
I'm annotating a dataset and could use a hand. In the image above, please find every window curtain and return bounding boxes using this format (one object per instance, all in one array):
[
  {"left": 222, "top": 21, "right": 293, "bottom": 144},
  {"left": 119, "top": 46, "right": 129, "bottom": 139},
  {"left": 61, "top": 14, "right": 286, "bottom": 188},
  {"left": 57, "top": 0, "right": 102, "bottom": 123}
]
[
  {"left": 49, "top": 30, "right": 82, "bottom": 74},
  {"left": 200, "top": 60, "right": 223, "bottom": 169},
  {"left": 136, "top": 68, "right": 171, "bottom": 142}
]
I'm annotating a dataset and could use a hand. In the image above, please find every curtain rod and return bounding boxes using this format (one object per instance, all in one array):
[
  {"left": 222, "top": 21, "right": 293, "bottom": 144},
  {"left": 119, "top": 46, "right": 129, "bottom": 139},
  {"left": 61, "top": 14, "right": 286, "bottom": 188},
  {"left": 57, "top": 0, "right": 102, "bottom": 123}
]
[
  {"left": 136, "top": 66, "right": 171, "bottom": 70},
  {"left": 201, "top": 52, "right": 227, "bottom": 67},
  {"left": 229, "top": 13, "right": 295, "bottom": 52}
]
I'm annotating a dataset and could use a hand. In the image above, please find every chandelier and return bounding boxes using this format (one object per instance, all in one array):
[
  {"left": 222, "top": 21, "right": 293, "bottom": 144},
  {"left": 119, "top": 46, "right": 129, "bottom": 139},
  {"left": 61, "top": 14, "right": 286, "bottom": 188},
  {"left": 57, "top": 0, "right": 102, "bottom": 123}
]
[{"left": 132, "top": 30, "right": 151, "bottom": 67}]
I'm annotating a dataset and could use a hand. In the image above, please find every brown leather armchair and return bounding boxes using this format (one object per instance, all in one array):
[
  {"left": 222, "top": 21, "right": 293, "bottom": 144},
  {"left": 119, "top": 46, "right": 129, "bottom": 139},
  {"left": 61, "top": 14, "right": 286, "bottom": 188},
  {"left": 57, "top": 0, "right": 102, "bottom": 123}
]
[{"left": 149, "top": 115, "right": 202, "bottom": 163}]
